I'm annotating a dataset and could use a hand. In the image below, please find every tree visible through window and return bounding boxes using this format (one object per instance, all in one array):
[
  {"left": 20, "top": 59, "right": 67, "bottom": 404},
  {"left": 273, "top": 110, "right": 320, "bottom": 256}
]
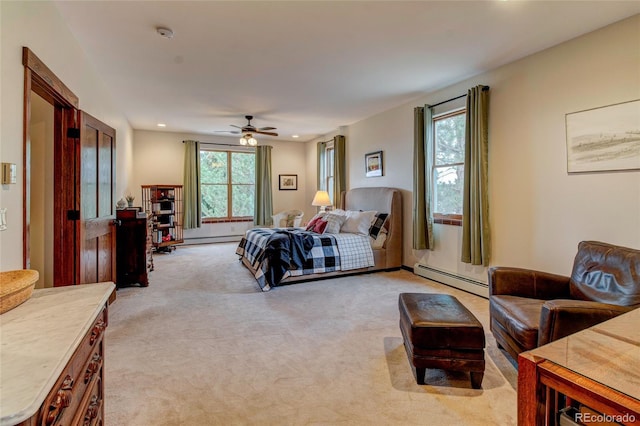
[
  {"left": 433, "top": 110, "right": 465, "bottom": 216},
  {"left": 200, "top": 150, "right": 255, "bottom": 220}
]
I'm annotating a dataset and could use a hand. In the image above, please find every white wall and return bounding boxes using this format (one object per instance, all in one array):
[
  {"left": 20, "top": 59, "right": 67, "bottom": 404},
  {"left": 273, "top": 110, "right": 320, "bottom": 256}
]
[
  {"left": 131, "top": 130, "right": 308, "bottom": 242},
  {"left": 342, "top": 15, "right": 640, "bottom": 281},
  {"left": 0, "top": 0, "right": 133, "bottom": 271}
]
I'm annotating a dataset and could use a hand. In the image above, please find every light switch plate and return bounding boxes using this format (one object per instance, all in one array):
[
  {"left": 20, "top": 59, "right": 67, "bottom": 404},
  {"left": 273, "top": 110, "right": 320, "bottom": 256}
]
[{"left": 2, "top": 163, "right": 16, "bottom": 184}]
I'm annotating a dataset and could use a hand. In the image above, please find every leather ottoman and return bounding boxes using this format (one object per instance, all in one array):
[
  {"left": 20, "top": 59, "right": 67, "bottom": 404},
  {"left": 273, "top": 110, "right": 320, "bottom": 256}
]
[{"left": 398, "top": 293, "right": 486, "bottom": 388}]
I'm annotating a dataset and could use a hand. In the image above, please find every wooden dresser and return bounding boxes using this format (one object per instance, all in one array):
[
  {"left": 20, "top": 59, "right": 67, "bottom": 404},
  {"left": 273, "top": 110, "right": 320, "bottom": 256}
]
[
  {"left": 116, "top": 208, "right": 152, "bottom": 287},
  {"left": 0, "top": 283, "right": 115, "bottom": 426}
]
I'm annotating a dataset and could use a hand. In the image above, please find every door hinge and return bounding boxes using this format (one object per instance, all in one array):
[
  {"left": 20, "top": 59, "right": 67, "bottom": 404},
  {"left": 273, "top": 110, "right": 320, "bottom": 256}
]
[
  {"left": 67, "top": 128, "right": 80, "bottom": 138},
  {"left": 67, "top": 210, "right": 80, "bottom": 221}
]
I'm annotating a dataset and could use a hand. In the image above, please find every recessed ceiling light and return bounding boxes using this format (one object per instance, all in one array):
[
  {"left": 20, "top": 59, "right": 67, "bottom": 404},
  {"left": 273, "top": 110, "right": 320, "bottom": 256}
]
[
  {"left": 157, "top": 123, "right": 166, "bottom": 127},
  {"left": 156, "top": 27, "right": 174, "bottom": 39},
  {"left": 292, "top": 135, "right": 299, "bottom": 138}
]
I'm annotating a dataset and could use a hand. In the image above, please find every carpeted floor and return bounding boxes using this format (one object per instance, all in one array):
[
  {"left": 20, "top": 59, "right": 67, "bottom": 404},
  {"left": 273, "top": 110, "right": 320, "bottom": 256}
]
[{"left": 105, "top": 243, "right": 517, "bottom": 425}]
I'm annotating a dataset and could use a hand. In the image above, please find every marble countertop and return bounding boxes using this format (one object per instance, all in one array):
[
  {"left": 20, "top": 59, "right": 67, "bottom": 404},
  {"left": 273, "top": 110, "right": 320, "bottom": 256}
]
[
  {"left": 0, "top": 282, "right": 115, "bottom": 426},
  {"left": 530, "top": 307, "right": 640, "bottom": 401}
]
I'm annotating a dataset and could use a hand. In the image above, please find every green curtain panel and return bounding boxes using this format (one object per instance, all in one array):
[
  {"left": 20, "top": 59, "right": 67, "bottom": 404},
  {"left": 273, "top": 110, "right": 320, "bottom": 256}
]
[
  {"left": 183, "top": 140, "right": 201, "bottom": 229},
  {"left": 412, "top": 107, "right": 434, "bottom": 250},
  {"left": 254, "top": 145, "right": 273, "bottom": 226},
  {"left": 462, "top": 85, "right": 491, "bottom": 265},
  {"left": 333, "top": 135, "right": 346, "bottom": 207}
]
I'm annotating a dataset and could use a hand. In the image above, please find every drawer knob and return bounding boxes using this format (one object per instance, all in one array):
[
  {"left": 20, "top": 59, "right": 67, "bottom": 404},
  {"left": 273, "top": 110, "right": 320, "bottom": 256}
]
[
  {"left": 45, "top": 375, "right": 74, "bottom": 425},
  {"left": 83, "top": 395, "right": 100, "bottom": 426},
  {"left": 90, "top": 319, "right": 106, "bottom": 345},
  {"left": 84, "top": 353, "right": 103, "bottom": 384}
]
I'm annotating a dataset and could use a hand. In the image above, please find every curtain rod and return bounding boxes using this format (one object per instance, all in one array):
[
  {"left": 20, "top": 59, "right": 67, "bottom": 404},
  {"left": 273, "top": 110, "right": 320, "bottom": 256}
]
[
  {"left": 427, "top": 85, "right": 490, "bottom": 109},
  {"left": 182, "top": 140, "right": 255, "bottom": 149}
]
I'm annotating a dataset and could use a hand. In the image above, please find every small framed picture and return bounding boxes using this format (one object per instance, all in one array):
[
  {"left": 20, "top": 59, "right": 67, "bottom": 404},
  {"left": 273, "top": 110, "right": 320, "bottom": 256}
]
[
  {"left": 365, "top": 151, "right": 383, "bottom": 177},
  {"left": 279, "top": 174, "right": 298, "bottom": 190}
]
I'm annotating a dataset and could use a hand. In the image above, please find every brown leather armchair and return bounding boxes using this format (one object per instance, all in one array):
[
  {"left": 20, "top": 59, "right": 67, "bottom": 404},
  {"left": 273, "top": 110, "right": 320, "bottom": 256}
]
[{"left": 489, "top": 240, "right": 640, "bottom": 360}]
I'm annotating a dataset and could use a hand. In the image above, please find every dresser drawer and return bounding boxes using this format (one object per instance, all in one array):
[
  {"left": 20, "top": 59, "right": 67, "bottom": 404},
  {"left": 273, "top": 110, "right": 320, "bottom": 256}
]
[
  {"left": 38, "top": 308, "right": 106, "bottom": 426},
  {"left": 71, "top": 375, "right": 102, "bottom": 426}
]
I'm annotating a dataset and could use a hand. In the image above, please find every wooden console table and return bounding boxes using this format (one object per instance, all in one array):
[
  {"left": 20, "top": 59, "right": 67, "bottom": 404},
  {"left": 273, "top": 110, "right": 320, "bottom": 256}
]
[{"left": 518, "top": 308, "right": 640, "bottom": 426}]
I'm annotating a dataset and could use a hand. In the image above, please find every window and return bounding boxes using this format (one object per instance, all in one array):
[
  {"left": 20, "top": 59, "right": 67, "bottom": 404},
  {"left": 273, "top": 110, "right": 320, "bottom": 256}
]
[
  {"left": 319, "top": 141, "right": 335, "bottom": 202},
  {"left": 200, "top": 149, "right": 255, "bottom": 221},
  {"left": 432, "top": 109, "right": 465, "bottom": 223}
]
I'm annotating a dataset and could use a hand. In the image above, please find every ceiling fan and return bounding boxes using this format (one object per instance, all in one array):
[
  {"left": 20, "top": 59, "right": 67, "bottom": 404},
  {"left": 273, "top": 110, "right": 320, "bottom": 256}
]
[{"left": 215, "top": 115, "right": 278, "bottom": 137}]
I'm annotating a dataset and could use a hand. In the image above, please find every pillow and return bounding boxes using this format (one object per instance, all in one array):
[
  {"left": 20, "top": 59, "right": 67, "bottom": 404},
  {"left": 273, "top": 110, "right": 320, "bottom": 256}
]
[
  {"left": 305, "top": 212, "right": 327, "bottom": 231},
  {"left": 370, "top": 229, "right": 388, "bottom": 249},
  {"left": 305, "top": 215, "right": 322, "bottom": 231},
  {"left": 322, "top": 213, "right": 346, "bottom": 234},
  {"left": 311, "top": 219, "right": 328, "bottom": 234},
  {"left": 369, "top": 213, "right": 389, "bottom": 239},
  {"left": 341, "top": 210, "right": 377, "bottom": 236},
  {"left": 285, "top": 213, "right": 297, "bottom": 227}
]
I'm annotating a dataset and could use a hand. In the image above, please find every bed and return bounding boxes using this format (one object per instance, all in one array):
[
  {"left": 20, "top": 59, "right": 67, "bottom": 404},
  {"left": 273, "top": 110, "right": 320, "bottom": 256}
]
[{"left": 236, "top": 187, "right": 402, "bottom": 291}]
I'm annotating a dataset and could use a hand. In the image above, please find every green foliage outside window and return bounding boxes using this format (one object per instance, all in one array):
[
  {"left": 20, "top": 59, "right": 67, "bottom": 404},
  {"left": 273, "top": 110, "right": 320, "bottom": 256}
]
[
  {"left": 200, "top": 150, "right": 255, "bottom": 219},
  {"left": 434, "top": 112, "right": 465, "bottom": 215}
]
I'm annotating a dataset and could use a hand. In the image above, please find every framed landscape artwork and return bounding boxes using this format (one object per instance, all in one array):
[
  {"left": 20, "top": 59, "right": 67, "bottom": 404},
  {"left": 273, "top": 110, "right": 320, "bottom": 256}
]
[
  {"left": 365, "top": 151, "right": 383, "bottom": 177},
  {"left": 565, "top": 99, "right": 640, "bottom": 173},
  {"left": 279, "top": 174, "right": 298, "bottom": 190}
]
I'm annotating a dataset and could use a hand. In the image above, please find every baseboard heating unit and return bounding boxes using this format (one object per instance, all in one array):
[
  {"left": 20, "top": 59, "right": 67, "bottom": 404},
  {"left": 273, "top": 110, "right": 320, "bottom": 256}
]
[{"left": 414, "top": 263, "right": 489, "bottom": 298}]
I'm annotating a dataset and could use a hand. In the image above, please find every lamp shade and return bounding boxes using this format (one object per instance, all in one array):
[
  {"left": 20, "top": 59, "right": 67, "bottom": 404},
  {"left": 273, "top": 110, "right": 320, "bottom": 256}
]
[{"left": 311, "top": 190, "right": 332, "bottom": 207}]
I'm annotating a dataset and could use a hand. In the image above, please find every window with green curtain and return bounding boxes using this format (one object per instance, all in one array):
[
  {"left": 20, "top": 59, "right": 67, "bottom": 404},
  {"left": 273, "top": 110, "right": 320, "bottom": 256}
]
[
  {"left": 317, "top": 135, "right": 345, "bottom": 207},
  {"left": 200, "top": 149, "right": 255, "bottom": 220},
  {"left": 433, "top": 109, "right": 466, "bottom": 218}
]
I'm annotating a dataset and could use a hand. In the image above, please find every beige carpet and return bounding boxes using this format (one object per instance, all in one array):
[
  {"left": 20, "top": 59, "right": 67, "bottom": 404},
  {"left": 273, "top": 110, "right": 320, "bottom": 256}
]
[{"left": 105, "top": 243, "right": 517, "bottom": 425}]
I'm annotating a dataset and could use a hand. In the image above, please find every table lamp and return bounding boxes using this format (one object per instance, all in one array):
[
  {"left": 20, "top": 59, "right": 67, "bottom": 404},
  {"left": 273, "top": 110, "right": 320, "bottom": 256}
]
[{"left": 312, "top": 190, "right": 332, "bottom": 211}]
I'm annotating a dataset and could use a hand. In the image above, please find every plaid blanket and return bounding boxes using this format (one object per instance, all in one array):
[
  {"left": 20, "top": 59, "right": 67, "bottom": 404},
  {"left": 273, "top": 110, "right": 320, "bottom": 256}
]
[{"left": 236, "top": 228, "right": 374, "bottom": 291}]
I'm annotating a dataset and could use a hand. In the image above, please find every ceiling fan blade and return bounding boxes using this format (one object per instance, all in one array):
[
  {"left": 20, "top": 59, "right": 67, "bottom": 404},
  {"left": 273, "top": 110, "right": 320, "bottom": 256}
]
[
  {"left": 230, "top": 124, "right": 242, "bottom": 129},
  {"left": 254, "top": 130, "right": 278, "bottom": 137},
  {"left": 214, "top": 130, "right": 240, "bottom": 134},
  {"left": 258, "top": 127, "right": 277, "bottom": 131}
]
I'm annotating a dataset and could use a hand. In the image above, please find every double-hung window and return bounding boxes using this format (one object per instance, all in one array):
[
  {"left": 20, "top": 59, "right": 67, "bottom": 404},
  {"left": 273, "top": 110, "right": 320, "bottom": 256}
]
[
  {"left": 432, "top": 108, "right": 466, "bottom": 224},
  {"left": 319, "top": 141, "right": 335, "bottom": 202},
  {"left": 200, "top": 149, "right": 255, "bottom": 221}
]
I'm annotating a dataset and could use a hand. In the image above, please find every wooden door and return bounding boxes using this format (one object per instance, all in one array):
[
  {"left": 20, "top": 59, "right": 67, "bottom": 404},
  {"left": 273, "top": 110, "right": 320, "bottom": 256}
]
[{"left": 79, "top": 111, "right": 116, "bottom": 284}]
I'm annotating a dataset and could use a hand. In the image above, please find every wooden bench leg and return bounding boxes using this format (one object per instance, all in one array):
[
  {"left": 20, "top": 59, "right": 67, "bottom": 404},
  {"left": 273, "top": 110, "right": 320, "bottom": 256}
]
[{"left": 470, "top": 371, "right": 484, "bottom": 389}]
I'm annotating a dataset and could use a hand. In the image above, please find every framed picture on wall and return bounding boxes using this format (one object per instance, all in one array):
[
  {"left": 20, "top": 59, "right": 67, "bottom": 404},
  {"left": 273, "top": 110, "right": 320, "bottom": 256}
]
[
  {"left": 565, "top": 99, "right": 640, "bottom": 173},
  {"left": 365, "top": 151, "right": 383, "bottom": 177},
  {"left": 279, "top": 174, "right": 298, "bottom": 190}
]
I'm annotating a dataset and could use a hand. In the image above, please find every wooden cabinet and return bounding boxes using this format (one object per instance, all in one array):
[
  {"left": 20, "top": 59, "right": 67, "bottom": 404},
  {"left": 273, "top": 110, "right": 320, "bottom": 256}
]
[
  {"left": 115, "top": 208, "right": 151, "bottom": 287},
  {"left": 141, "top": 185, "right": 184, "bottom": 253},
  {"left": 518, "top": 309, "right": 640, "bottom": 426},
  {"left": 1, "top": 283, "right": 114, "bottom": 426}
]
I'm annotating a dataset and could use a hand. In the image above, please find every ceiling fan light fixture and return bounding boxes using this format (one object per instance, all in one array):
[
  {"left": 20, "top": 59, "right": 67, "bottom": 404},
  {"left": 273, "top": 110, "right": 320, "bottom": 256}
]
[{"left": 240, "top": 134, "right": 257, "bottom": 146}]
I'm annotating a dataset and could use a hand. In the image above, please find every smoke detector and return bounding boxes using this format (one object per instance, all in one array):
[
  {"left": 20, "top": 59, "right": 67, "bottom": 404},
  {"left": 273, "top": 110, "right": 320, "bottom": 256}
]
[{"left": 156, "top": 27, "right": 174, "bottom": 39}]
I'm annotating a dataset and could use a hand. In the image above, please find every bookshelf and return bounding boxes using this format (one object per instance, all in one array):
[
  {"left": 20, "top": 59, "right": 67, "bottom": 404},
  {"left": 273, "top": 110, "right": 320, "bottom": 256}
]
[{"left": 141, "top": 185, "right": 184, "bottom": 252}]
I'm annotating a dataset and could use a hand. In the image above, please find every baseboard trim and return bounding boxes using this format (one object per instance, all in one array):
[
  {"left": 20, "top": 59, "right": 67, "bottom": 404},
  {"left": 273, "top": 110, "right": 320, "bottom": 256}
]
[
  {"left": 401, "top": 265, "right": 414, "bottom": 273},
  {"left": 183, "top": 235, "right": 243, "bottom": 245},
  {"left": 413, "top": 263, "right": 488, "bottom": 299}
]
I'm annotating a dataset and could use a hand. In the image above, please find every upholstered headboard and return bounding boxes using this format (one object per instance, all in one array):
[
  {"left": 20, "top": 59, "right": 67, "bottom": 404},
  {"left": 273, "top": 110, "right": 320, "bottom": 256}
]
[{"left": 340, "top": 187, "right": 402, "bottom": 270}]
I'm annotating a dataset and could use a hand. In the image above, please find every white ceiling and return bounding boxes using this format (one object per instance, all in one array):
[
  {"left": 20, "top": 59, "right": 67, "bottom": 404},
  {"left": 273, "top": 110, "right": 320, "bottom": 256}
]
[{"left": 53, "top": 1, "right": 639, "bottom": 142}]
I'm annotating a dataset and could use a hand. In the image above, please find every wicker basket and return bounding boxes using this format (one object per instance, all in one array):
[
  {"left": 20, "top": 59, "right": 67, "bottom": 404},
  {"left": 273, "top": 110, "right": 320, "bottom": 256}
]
[{"left": 0, "top": 269, "right": 39, "bottom": 315}]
